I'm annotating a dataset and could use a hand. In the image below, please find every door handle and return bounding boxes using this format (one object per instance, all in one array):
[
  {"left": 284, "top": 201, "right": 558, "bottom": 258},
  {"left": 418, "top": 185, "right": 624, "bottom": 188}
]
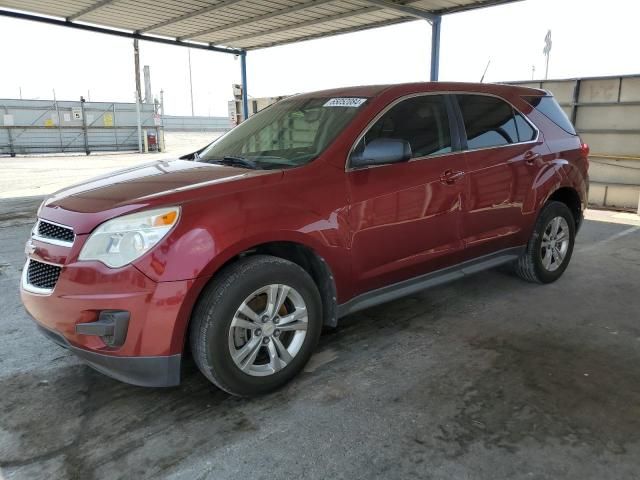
[
  {"left": 524, "top": 151, "right": 541, "bottom": 165},
  {"left": 440, "top": 170, "right": 465, "bottom": 184}
]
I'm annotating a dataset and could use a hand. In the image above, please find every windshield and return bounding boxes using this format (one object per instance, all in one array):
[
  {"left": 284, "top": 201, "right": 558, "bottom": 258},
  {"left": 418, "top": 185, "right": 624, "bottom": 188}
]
[{"left": 198, "top": 96, "right": 367, "bottom": 169}]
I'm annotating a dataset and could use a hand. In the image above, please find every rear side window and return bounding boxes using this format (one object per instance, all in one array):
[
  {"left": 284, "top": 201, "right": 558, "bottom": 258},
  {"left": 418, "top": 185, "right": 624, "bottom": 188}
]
[
  {"left": 524, "top": 95, "right": 577, "bottom": 135},
  {"left": 355, "top": 94, "right": 453, "bottom": 159},
  {"left": 515, "top": 113, "right": 537, "bottom": 142},
  {"left": 457, "top": 95, "right": 520, "bottom": 149}
]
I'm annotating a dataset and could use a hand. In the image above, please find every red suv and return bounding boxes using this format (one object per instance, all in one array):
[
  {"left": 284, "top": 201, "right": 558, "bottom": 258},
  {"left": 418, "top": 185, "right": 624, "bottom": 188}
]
[{"left": 21, "top": 83, "right": 589, "bottom": 396}]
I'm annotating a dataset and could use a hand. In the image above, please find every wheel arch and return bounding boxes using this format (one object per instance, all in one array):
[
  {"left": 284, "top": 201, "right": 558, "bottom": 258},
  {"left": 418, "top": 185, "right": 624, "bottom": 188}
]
[
  {"left": 184, "top": 238, "right": 340, "bottom": 350},
  {"left": 238, "top": 241, "right": 339, "bottom": 328},
  {"left": 544, "top": 186, "right": 583, "bottom": 230}
]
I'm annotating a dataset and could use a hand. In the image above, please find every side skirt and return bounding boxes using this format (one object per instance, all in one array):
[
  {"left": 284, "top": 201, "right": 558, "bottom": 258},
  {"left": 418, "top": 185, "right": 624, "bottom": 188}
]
[{"left": 337, "top": 246, "right": 525, "bottom": 318}]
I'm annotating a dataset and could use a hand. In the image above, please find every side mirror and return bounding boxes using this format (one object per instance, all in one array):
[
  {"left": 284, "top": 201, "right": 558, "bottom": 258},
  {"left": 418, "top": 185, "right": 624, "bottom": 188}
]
[{"left": 350, "top": 138, "right": 412, "bottom": 168}]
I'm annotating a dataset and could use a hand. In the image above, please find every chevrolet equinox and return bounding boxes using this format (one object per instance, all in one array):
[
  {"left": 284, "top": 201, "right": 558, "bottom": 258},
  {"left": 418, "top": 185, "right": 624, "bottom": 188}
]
[{"left": 21, "top": 82, "right": 589, "bottom": 396}]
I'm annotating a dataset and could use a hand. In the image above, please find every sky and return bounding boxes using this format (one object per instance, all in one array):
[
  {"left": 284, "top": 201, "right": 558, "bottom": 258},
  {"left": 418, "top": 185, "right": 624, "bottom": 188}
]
[{"left": 0, "top": 0, "right": 638, "bottom": 117}]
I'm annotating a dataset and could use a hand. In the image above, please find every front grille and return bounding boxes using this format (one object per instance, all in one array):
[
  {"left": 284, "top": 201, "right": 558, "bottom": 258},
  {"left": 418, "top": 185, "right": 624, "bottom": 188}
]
[
  {"left": 26, "top": 260, "right": 62, "bottom": 290},
  {"left": 37, "top": 220, "right": 75, "bottom": 243}
]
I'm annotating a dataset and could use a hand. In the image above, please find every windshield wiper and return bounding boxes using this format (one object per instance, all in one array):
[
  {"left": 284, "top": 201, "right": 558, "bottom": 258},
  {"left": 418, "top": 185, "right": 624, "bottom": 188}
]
[{"left": 208, "top": 156, "right": 262, "bottom": 170}]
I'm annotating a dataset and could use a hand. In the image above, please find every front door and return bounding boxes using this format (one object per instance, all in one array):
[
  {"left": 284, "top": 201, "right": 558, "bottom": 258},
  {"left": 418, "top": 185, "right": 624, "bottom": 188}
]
[{"left": 346, "top": 94, "right": 468, "bottom": 296}]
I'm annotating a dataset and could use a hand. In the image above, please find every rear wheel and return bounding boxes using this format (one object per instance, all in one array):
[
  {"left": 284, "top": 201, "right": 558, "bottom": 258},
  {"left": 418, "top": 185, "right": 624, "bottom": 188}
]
[
  {"left": 515, "top": 201, "right": 576, "bottom": 284},
  {"left": 190, "top": 255, "right": 322, "bottom": 396}
]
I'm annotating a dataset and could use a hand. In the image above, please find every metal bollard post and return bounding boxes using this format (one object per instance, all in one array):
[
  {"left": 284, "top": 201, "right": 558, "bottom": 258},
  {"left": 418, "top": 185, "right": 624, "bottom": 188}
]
[
  {"left": 135, "top": 94, "right": 143, "bottom": 153},
  {"left": 80, "top": 99, "right": 89, "bottom": 155}
]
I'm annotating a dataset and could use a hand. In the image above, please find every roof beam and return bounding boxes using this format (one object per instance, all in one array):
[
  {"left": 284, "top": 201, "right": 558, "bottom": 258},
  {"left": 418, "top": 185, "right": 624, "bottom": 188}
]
[
  {"left": 437, "top": 0, "right": 522, "bottom": 15},
  {"left": 357, "top": 0, "right": 436, "bottom": 21},
  {"left": 187, "top": 0, "right": 436, "bottom": 44},
  {"left": 179, "top": 0, "right": 337, "bottom": 41},
  {"left": 245, "top": 15, "right": 409, "bottom": 50},
  {"left": 140, "top": 0, "right": 246, "bottom": 34},
  {"left": 216, "top": 6, "right": 386, "bottom": 46},
  {"left": 67, "top": 0, "right": 119, "bottom": 21},
  {"left": 0, "top": 8, "right": 242, "bottom": 55}
]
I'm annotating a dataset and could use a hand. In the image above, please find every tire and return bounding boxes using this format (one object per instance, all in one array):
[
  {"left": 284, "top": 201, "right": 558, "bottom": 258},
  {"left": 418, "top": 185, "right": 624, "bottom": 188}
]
[
  {"left": 515, "top": 201, "right": 576, "bottom": 284},
  {"left": 189, "top": 255, "right": 322, "bottom": 397}
]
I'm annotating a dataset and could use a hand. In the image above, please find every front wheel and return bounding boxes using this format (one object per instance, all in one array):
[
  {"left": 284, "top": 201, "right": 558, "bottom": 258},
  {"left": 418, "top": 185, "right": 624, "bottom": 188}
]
[
  {"left": 189, "top": 255, "right": 322, "bottom": 396},
  {"left": 515, "top": 201, "right": 576, "bottom": 284}
]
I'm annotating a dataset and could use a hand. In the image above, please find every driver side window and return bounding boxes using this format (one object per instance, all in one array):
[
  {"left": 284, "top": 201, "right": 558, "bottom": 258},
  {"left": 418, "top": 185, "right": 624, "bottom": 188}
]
[{"left": 352, "top": 94, "right": 453, "bottom": 163}]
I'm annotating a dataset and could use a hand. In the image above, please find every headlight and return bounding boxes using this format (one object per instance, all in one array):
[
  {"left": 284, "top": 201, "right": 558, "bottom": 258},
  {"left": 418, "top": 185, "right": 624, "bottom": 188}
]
[{"left": 79, "top": 206, "right": 180, "bottom": 268}]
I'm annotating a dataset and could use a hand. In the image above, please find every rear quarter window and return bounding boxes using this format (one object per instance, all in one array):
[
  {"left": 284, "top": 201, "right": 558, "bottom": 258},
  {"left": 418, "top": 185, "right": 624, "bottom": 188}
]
[
  {"left": 515, "top": 113, "right": 537, "bottom": 142},
  {"left": 524, "top": 96, "right": 577, "bottom": 135}
]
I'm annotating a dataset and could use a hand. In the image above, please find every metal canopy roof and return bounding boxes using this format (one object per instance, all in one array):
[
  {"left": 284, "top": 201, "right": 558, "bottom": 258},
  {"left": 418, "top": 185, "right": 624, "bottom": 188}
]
[{"left": 0, "top": 0, "right": 518, "bottom": 52}]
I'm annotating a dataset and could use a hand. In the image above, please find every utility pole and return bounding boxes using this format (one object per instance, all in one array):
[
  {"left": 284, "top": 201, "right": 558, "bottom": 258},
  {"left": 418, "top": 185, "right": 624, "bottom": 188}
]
[
  {"left": 188, "top": 49, "right": 195, "bottom": 116},
  {"left": 532, "top": 65, "right": 536, "bottom": 80},
  {"left": 133, "top": 39, "right": 142, "bottom": 104},
  {"left": 543, "top": 30, "right": 552, "bottom": 80},
  {"left": 143, "top": 65, "right": 153, "bottom": 104},
  {"left": 19, "top": 86, "right": 22, "bottom": 99},
  {"left": 133, "top": 39, "right": 143, "bottom": 152}
]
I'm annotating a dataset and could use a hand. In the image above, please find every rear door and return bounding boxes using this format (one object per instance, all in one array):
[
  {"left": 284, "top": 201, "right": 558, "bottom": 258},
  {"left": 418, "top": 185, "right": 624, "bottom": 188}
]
[
  {"left": 346, "top": 94, "right": 468, "bottom": 295},
  {"left": 452, "top": 94, "right": 543, "bottom": 259}
]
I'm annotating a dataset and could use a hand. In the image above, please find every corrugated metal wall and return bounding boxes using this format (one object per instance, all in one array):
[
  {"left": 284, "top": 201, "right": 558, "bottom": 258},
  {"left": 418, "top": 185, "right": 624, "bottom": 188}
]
[
  {"left": 161, "top": 115, "right": 230, "bottom": 132},
  {"left": 511, "top": 74, "right": 640, "bottom": 211},
  {"left": 0, "top": 99, "right": 231, "bottom": 155},
  {"left": 0, "top": 98, "right": 159, "bottom": 155}
]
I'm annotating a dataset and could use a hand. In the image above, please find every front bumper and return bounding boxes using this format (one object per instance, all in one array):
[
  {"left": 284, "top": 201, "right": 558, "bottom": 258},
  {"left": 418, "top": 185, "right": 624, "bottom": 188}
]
[
  {"left": 36, "top": 324, "right": 181, "bottom": 387},
  {"left": 21, "top": 256, "right": 208, "bottom": 387}
]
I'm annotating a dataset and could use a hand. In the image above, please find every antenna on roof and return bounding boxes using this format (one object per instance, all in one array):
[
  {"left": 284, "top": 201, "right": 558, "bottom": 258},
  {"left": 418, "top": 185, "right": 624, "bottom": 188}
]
[{"left": 480, "top": 59, "right": 491, "bottom": 83}]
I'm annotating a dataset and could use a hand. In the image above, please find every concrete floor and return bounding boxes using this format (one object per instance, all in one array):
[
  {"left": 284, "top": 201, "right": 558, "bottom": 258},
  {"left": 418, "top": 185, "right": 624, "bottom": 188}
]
[
  {"left": 0, "top": 170, "right": 639, "bottom": 478},
  {"left": 0, "top": 132, "right": 218, "bottom": 199}
]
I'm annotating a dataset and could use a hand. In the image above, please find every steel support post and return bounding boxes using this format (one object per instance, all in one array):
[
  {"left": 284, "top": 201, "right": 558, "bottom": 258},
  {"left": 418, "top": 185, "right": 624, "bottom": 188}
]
[
  {"left": 571, "top": 79, "right": 581, "bottom": 125},
  {"left": 240, "top": 51, "right": 249, "bottom": 121},
  {"left": 430, "top": 15, "right": 441, "bottom": 82}
]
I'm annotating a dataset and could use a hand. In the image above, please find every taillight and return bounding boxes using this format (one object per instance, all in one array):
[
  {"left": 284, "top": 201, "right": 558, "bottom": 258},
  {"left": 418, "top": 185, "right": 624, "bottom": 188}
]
[
  {"left": 580, "top": 142, "right": 590, "bottom": 157},
  {"left": 578, "top": 138, "right": 590, "bottom": 170}
]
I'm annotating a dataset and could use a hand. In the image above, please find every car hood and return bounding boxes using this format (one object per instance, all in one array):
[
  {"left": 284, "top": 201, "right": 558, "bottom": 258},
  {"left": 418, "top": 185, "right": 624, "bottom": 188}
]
[{"left": 39, "top": 159, "right": 280, "bottom": 234}]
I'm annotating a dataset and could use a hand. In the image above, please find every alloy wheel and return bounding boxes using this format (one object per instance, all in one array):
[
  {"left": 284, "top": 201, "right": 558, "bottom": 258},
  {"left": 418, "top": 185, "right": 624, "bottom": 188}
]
[
  {"left": 540, "top": 216, "right": 570, "bottom": 272},
  {"left": 228, "top": 284, "right": 308, "bottom": 377}
]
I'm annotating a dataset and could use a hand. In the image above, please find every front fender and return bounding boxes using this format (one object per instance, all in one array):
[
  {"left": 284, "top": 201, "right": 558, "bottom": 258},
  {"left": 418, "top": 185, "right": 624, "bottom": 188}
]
[
  {"left": 198, "top": 228, "right": 350, "bottom": 285},
  {"left": 132, "top": 199, "right": 352, "bottom": 288}
]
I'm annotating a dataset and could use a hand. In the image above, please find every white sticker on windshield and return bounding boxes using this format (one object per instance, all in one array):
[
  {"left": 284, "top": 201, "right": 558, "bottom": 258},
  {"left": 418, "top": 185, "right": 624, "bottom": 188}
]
[{"left": 323, "top": 97, "right": 367, "bottom": 108}]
